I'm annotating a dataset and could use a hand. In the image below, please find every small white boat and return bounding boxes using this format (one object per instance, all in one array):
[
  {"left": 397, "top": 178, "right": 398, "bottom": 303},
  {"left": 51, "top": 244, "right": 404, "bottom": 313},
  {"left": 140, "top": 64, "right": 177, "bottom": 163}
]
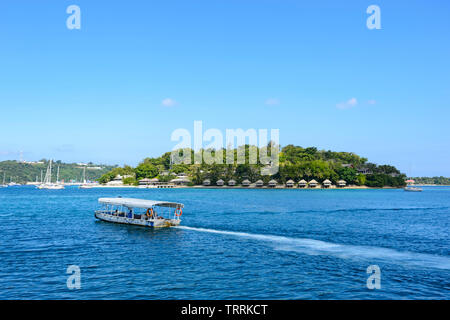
[
  {"left": 79, "top": 184, "right": 94, "bottom": 189},
  {"left": 404, "top": 186, "right": 422, "bottom": 192},
  {"left": 95, "top": 197, "right": 184, "bottom": 228},
  {"left": 79, "top": 167, "right": 95, "bottom": 188}
]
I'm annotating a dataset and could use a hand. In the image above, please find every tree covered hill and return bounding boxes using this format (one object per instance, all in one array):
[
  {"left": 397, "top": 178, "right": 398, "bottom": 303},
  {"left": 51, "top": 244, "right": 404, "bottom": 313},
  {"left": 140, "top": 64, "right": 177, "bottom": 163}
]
[
  {"left": 411, "top": 177, "right": 450, "bottom": 185},
  {"left": 99, "top": 145, "right": 407, "bottom": 188},
  {"left": 0, "top": 160, "right": 117, "bottom": 184}
]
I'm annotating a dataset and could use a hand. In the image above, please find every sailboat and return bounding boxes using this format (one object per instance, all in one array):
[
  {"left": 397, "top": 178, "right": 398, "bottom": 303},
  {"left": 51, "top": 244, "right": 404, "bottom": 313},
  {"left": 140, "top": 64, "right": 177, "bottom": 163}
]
[
  {"left": 37, "top": 160, "right": 64, "bottom": 190},
  {"left": 0, "top": 172, "right": 7, "bottom": 188},
  {"left": 79, "top": 166, "right": 95, "bottom": 189},
  {"left": 404, "top": 179, "right": 422, "bottom": 192}
]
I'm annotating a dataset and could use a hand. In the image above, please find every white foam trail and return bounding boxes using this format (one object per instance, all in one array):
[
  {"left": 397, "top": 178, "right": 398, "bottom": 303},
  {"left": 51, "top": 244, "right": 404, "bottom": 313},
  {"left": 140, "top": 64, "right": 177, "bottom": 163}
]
[{"left": 177, "top": 226, "right": 450, "bottom": 270}]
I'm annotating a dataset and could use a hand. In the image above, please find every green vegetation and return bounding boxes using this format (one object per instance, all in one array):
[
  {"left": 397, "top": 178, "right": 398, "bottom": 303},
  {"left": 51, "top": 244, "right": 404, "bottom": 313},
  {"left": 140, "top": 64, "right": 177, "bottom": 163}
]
[
  {"left": 411, "top": 176, "right": 450, "bottom": 185},
  {"left": 0, "top": 160, "right": 116, "bottom": 184},
  {"left": 98, "top": 145, "right": 406, "bottom": 188}
]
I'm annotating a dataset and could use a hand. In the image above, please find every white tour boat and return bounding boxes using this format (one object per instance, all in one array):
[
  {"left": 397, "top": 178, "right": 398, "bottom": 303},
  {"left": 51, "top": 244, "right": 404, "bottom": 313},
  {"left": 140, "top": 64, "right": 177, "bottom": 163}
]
[{"left": 95, "top": 197, "right": 184, "bottom": 228}]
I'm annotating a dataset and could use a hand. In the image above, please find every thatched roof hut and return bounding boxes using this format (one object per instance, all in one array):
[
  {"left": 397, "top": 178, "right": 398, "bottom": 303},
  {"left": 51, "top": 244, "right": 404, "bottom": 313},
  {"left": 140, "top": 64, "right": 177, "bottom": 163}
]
[
  {"left": 309, "top": 179, "right": 318, "bottom": 187},
  {"left": 268, "top": 179, "right": 277, "bottom": 187},
  {"left": 255, "top": 180, "right": 264, "bottom": 187},
  {"left": 203, "top": 179, "right": 211, "bottom": 186},
  {"left": 216, "top": 179, "right": 224, "bottom": 186},
  {"left": 338, "top": 179, "right": 346, "bottom": 187},
  {"left": 228, "top": 179, "right": 236, "bottom": 186},
  {"left": 242, "top": 179, "right": 251, "bottom": 187},
  {"left": 286, "top": 179, "right": 295, "bottom": 188},
  {"left": 322, "top": 179, "right": 332, "bottom": 188},
  {"left": 298, "top": 179, "right": 307, "bottom": 187}
]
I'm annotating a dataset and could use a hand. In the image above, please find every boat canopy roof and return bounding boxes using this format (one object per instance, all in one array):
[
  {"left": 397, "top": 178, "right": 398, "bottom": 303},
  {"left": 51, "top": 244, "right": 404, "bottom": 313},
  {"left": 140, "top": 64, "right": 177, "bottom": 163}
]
[{"left": 98, "top": 197, "right": 184, "bottom": 209}]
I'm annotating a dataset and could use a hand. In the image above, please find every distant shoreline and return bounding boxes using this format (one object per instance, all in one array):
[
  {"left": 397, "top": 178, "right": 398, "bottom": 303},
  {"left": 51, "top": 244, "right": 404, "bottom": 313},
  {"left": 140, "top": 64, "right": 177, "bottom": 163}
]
[{"left": 56, "top": 184, "right": 402, "bottom": 190}]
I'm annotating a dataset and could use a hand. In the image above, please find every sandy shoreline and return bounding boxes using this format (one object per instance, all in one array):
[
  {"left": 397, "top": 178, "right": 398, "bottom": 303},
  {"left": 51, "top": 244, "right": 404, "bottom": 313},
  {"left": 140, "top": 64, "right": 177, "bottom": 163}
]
[{"left": 78, "top": 184, "right": 402, "bottom": 190}]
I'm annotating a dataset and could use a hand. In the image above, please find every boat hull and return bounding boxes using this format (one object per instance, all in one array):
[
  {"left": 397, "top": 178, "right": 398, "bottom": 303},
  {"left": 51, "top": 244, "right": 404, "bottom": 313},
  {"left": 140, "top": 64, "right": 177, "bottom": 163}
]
[
  {"left": 404, "top": 187, "right": 422, "bottom": 192},
  {"left": 94, "top": 211, "right": 181, "bottom": 228}
]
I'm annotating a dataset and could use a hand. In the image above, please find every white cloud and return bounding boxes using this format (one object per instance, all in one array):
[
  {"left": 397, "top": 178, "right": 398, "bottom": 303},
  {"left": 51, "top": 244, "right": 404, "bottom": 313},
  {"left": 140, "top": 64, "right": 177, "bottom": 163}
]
[
  {"left": 336, "top": 97, "right": 358, "bottom": 110},
  {"left": 161, "top": 98, "right": 177, "bottom": 107},
  {"left": 265, "top": 98, "right": 280, "bottom": 106}
]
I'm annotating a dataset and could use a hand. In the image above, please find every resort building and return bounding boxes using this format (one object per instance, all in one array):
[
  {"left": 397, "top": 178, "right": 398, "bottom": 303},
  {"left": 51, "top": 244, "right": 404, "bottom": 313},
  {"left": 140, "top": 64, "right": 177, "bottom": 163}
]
[
  {"left": 228, "top": 179, "right": 236, "bottom": 186},
  {"left": 268, "top": 179, "right": 277, "bottom": 188},
  {"left": 170, "top": 177, "right": 190, "bottom": 186},
  {"left": 298, "top": 179, "right": 307, "bottom": 188},
  {"left": 255, "top": 180, "right": 264, "bottom": 187},
  {"left": 203, "top": 179, "right": 211, "bottom": 186},
  {"left": 338, "top": 180, "right": 346, "bottom": 187},
  {"left": 308, "top": 179, "right": 318, "bottom": 188},
  {"left": 106, "top": 175, "right": 124, "bottom": 186},
  {"left": 357, "top": 168, "right": 371, "bottom": 175},
  {"left": 216, "top": 179, "right": 224, "bottom": 186},
  {"left": 322, "top": 179, "right": 332, "bottom": 188},
  {"left": 138, "top": 178, "right": 152, "bottom": 186},
  {"left": 177, "top": 173, "right": 188, "bottom": 178},
  {"left": 242, "top": 179, "right": 251, "bottom": 187},
  {"left": 138, "top": 177, "right": 160, "bottom": 186},
  {"left": 286, "top": 179, "right": 295, "bottom": 188}
]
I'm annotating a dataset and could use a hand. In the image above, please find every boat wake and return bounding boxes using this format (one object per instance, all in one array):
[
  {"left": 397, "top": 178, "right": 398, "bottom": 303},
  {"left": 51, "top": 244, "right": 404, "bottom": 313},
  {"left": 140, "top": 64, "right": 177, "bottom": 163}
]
[{"left": 177, "top": 226, "right": 450, "bottom": 270}]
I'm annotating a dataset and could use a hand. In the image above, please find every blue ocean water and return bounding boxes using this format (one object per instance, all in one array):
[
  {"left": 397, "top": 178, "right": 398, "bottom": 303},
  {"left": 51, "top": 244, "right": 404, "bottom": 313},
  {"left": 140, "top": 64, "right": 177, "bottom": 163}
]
[{"left": 0, "top": 186, "right": 449, "bottom": 299}]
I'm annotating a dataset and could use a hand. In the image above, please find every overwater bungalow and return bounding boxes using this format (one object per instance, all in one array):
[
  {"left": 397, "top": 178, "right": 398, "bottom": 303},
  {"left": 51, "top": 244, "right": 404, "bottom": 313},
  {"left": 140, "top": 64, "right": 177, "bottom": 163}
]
[
  {"left": 216, "top": 179, "right": 224, "bottom": 186},
  {"left": 308, "top": 179, "right": 318, "bottom": 188},
  {"left": 203, "top": 179, "right": 211, "bottom": 186},
  {"left": 242, "top": 179, "right": 251, "bottom": 187},
  {"left": 228, "top": 179, "right": 236, "bottom": 186},
  {"left": 268, "top": 179, "right": 277, "bottom": 188},
  {"left": 338, "top": 179, "right": 346, "bottom": 187},
  {"left": 255, "top": 180, "right": 264, "bottom": 187},
  {"left": 322, "top": 179, "right": 332, "bottom": 188},
  {"left": 286, "top": 179, "right": 295, "bottom": 188},
  {"left": 298, "top": 179, "right": 307, "bottom": 188}
]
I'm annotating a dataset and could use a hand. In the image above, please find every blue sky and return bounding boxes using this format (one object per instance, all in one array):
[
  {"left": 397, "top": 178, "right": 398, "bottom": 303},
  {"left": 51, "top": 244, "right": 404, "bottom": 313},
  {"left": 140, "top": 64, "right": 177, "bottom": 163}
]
[{"left": 0, "top": 0, "right": 449, "bottom": 176}]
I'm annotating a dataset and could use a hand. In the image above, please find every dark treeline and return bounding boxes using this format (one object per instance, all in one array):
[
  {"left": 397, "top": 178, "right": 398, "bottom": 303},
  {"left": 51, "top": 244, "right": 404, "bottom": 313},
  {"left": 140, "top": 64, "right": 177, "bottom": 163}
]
[
  {"left": 412, "top": 176, "right": 450, "bottom": 185},
  {"left": 98, "top": 145, "right": 406, "bottom": 188}
]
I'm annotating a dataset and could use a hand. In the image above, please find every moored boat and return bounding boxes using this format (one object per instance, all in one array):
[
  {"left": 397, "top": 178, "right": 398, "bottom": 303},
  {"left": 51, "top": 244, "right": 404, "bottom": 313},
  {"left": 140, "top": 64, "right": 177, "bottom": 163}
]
[
  {"left": 95, "top": 197, "right": 183, "bottom": 228},
  {"left": 37, "top": 160, "right": 65, "bottom": 189},
  {"left": 1, "top": 172, "right": 7, "bottom": 188},
  {"left": 404, "top": 186, "right": 422, "bottom": 192}
]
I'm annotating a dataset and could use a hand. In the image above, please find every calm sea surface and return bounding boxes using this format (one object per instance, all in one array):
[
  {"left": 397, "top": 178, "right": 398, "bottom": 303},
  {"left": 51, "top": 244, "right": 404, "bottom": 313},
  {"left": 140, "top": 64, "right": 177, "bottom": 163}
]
[{"left": 0, "top": 186, "right": 449, "bottom": 299}]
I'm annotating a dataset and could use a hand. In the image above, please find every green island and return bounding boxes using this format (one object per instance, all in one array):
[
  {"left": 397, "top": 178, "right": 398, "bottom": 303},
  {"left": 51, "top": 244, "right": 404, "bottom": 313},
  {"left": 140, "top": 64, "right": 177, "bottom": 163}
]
[
  {"left": 98, "top": 145, "right": 407, "bottom": 188},
  {"left": 410, "top": 176, "right": 450, "bottom": 186},
  {"left": 0, "top": 160, "right": 116, "bottom": 184}
]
